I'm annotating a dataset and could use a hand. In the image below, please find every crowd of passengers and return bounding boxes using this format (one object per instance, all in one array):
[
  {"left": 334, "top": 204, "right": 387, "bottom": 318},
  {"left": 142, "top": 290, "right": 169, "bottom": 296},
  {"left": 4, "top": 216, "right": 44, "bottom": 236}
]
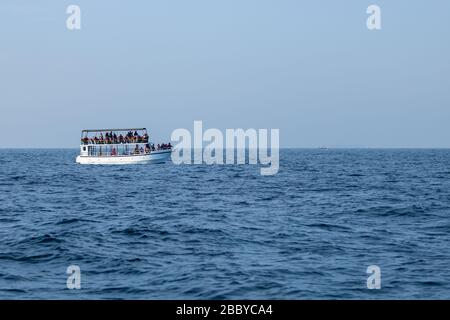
[
  {"left": 81, "top": 131, "right": 149, "bottom": 145},
  {"left": 156, "top": 143, "right": 172, "bottom": 150},
  {"left": 101, "top": 143, "right": 173, "bottom": 156},
  {"left": 133, "top": 143, "right": 172, "bottom": 154}
]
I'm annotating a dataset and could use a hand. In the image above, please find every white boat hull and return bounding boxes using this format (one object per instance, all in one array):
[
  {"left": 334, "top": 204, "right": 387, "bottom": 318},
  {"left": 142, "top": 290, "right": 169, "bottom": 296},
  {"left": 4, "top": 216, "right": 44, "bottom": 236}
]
[{"left": 76, "top": 150, "right": 172, "bottom": 165}]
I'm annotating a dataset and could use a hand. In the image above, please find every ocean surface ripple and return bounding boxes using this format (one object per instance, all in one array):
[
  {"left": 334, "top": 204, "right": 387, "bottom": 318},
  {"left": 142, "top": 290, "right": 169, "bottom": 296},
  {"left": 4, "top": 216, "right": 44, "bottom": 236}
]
[{"left": 1, "top": 149, "right": 450, "bottom": 299}]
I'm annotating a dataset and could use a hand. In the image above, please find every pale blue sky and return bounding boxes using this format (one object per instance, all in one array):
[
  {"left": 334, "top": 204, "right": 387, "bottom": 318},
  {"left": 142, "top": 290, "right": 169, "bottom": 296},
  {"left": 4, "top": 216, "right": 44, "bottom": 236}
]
[{"left": 0, "top": 0, "right": 449, "bottom": 147}]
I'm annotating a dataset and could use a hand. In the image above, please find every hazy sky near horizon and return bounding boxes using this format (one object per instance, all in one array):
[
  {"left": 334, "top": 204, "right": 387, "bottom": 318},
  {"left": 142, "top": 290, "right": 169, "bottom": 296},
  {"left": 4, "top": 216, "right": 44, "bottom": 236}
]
[{"left": 1, "top": 0, "right": 449, "bottom": 148}]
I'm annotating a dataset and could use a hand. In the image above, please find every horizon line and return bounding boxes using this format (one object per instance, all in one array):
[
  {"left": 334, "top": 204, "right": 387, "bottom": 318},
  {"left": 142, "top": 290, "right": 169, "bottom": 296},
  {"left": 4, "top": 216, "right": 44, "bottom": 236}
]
[{"left": 2, "top": 146, "right": 450, "bottom": 150}]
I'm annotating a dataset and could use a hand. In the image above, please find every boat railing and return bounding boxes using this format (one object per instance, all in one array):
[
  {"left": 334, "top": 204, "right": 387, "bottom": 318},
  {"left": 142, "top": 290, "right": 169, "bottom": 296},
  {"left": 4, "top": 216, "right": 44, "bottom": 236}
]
[
  {"left": 80, "top": 141, "right": 172, "bottom": 157},
  {"left": 80, "top": 139, "right": 149, "bottom": 145},
  {"left": 88, "top": 149, "right": 152, "bottom": 157}
]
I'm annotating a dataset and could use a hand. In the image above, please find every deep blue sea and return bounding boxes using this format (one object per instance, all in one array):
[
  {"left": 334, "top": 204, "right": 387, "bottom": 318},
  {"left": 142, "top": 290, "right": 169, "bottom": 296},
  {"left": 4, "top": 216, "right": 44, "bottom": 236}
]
[{"left": 1, "top": 149, "right": 450, "bottom": 299}]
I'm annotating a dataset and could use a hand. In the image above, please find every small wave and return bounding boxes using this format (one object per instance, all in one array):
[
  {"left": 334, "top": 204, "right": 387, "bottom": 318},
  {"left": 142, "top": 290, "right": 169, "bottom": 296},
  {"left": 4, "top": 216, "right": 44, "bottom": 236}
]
[
  {"left": 306, "top": 222, "right": 352, "bottom": 232},
  {"left": 18, "top": 234, "right": 63, "bottom": 245},
  {"left": 0, "top": 253, "right": 55, "bottom": 263},
  {"left": 111, "top": 226, "right": 170, "bottom": 238},
  {"left": 355, "top": 205, "right": 427, "bottom": 217},
  {"left": 56, "top": 218, "right": 90, "bottom": 225}
]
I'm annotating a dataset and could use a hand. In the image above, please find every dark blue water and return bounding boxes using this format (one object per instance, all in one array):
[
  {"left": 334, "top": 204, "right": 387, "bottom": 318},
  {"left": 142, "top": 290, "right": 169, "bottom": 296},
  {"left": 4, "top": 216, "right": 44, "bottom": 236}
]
[{"left": 1, "top": 149, "right": 450, "bottom": 299}]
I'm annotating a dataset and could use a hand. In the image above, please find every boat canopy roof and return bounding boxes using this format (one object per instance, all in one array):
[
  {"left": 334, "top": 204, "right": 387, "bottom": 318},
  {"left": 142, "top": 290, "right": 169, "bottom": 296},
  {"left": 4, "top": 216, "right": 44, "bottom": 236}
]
[{"left": 82, "top": 128, "right": 147, "bottom": 133}]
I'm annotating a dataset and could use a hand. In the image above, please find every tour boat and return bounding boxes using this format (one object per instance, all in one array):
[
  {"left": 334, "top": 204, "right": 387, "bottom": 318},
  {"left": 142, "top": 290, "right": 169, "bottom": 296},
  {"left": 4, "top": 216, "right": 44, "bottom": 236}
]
[{"left": 75, "top": 128, "right": 172, "bottom": 165}]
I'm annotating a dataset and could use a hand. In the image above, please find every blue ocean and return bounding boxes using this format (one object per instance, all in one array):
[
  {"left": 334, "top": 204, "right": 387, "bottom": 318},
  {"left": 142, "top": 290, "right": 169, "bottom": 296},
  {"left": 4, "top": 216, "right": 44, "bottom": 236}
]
[{"left": 1, "top": 149, "right": 450, "bottom": 299}]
